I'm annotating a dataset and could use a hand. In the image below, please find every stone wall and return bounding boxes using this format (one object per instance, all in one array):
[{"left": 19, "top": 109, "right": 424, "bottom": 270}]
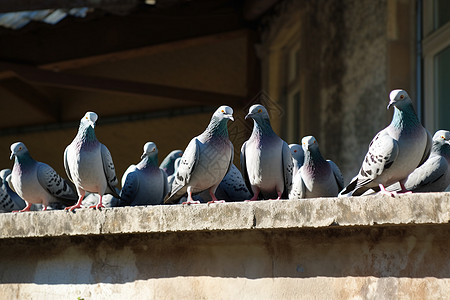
[{"left": 0, "top": 193, "right": 449, "bottom": 299}]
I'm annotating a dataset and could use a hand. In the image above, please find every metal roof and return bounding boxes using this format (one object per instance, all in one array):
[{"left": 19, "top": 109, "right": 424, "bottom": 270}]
[{"left": 0, "top": 7, "right": 91, "bottom": 30}]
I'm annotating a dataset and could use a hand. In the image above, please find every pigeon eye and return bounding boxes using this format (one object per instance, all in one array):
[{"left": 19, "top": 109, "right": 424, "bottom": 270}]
[
  {"left": 18, "top": 147, "right": 22, "bottom": 150},
  {"left": 258, "top": 109, "right": 262, "bottom": 113},
  {"left": 294, "top": 150, "right": 297, "bottom": 153},
  {"left": 221, "top": 110, "right": 225, "bottom": 113},
  {"left": 442, "top": 136, "right": 445, "bottom": 139},
  {"left": 400, "top": 94, "right": 405, "bottom": 99}
]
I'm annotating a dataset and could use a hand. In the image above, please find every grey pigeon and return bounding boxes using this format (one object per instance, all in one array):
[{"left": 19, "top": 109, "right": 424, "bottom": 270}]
[
  {"left": 0, "top": 169, "right": 26, "bottom": 212},
  {"left": 339, "top": 89, "right": 432, "bottom": 197},
  {"left": 9, "top": 142, "right": 77, "bottom": 211},
  {"left": 289, "top": 143, "right": 304, "bottom": 177},
  {"left": 64, "top": 112, "right": 120, "bottom": 211},
  {"left": 195, "top": 164, "right": 252, "bottom": 202},
  {"left": 160, "top": 150, "right": 183, "bottom": 176},
  {"left": 164, "top": 105, "right": 234, "bottom": 204},
  {"left": 120, "top": 142, "right": 169, "bottom": 206},
  {"left": 385, "top": 130, "right": 450, "bottom": 193},
  {"left": 241, "top": 104, "right": 293, "bottom": 200},
  {"left": 289, "top": 136, "right": 344, "bottom": 199},
  {"left": 167, "top": 157, "right": 181, "bottom": 193}
]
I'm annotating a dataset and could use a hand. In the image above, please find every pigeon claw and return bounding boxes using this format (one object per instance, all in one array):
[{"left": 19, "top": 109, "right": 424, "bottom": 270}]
[
  {"left": 182, "top": 200, "right": 201, "bottom": 205},
  {"left": 65, "top": 204, "right": 82, "bottom": 212},
  {"left": 89, "top": 203, "right": 105, "bottom": 210},
  {"left": 378, "top": 184, "right": 396, "bottom": 197},
  {"left": 207, "top": 200, "right": 225, "bottom": 204}
]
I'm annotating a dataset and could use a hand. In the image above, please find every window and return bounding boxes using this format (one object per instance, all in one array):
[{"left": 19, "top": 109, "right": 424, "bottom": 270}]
[{"left": 423, "top": 0, "right": 450, "bottom": 132}]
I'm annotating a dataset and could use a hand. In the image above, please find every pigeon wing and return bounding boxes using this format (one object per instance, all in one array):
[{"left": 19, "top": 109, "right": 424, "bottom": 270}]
[
  {"left": 37, "top": 163, "right": 77, "bottom": 205},
  {"left": 281, "top": 141, "right": 294, "bottom": 198},
  {"left": 328, "top": 159, "right": 344, "bottom": 191},
  {"left": 101, "top": 144, "right": 120, "bottom": 198}
]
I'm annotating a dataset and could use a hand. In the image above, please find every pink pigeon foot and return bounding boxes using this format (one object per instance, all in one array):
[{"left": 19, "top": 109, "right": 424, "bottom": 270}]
[
  {"left": 269, "top": 191, "right": 283, "bottom": 200},
  {"left": 65, "top": 196, "right": 84, "bottom": 212},
  {"left": 13, "top": 202, "right": 32, "bottom": 212},
  {"left": 378, "top": 184, "right": 396, "bottom": 197},
  {"left": 89, "top": 195, "right": 104, "bottom": 209},
  {"left": 207, "top": 200, "right": 225, "bottom": 204}
]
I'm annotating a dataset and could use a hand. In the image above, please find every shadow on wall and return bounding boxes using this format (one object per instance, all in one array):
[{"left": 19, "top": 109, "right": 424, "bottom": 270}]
[{"left": 0, "top": 225, "right": 449, "bottom": 285}]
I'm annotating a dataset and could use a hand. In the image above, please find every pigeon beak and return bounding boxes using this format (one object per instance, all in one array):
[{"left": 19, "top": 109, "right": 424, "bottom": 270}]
[
  {"left": 9, "top": 153, "right": 14, "bottom": 160},
  {"left": 387, "top": 100, "right": 394, "bottom": 110},
  {"left": 245, "top": 113, "right": 252, "bottom": 120},
  {"left": 140, "top": 153, "right": 146, "bottom": 159},
  {"left": 228, "top": 115, "right": 234, "bottom": 121}
]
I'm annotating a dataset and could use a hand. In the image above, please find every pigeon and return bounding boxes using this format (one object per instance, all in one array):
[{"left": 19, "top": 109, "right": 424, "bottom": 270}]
[
  {"left": 64, "top": 112, "right": 120, "bottom": 211},
  {"left": 339, "top": 89, "right": 432, "bottom": 197},
  {"left": 8, "top": 142, "right": 78, "bottom": 212},
  {"left": 241, "top": 104, "right": 293, "bottom": 200},
  {"left": 164, "top": 105, "right": 234, "bottom": 204},
  {"left": 289, "top": 143, "right": 304, "bottom": 176},
  {"left": 120, "top": 142, "right": 169, "bottom": 206},
  {"left": 0, "top": 169, "right": 26, "bottom": 212},
  {"left": 195, "top": 163, "right": 252, "bottom": 202},
  {"left": 160, "top": 150, "right": 183, "bottom": 176},
  {"left": 167, "top": 157, "right": 181, "bottom": 192},
  {"left": 289, "top": 136, "right": 344, "bottom": 199},
  {"left": 385, "top": 130, "right": 450, "bottom": 193}
]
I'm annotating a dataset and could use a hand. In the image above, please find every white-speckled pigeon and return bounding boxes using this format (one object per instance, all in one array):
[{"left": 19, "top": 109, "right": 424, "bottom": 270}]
[
  {"left": 120, "top": 142, "right": 169, "bottom": 206},
  {"left": 160, "top": 150, "right": 183, "bottom": 176},
  {"left": 385, "top": 130, "right": 450, "bottom": 193},
  {"left": 241, "top": 104, "right": 293, "bottom": 200},
  {"left": 9, "top": 142, "right": 77, "bottom": 212},
  {"left": 289, "top": 143, "right": 304, "bottom": 177},
  {"left": 164, "top": 105, "right": 234, "bottom": 204},
  {"left": 289, "top": 136, "right": 344, "bottom": 199},
  {"left": 339, "top": 89, "right": 432, "bottom": 197},
  {"left": 0, "top": 169, "right": 26, "bottom": 212},
  {"left": 64, "top": 112, "right": 120, "bottom": 211}
]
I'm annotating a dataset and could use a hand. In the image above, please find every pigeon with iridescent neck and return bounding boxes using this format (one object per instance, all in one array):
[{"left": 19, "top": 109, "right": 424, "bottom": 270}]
[
  {"left": 385, "top": 130, "right": 450, "bottom": 193},
  {"left": 339, "top": 89, "right": 432, "bottom": 197},
  {"left": 160, "top": 150, "right": 183, "bottom": 176},
  {"left": 120, "top": 142, "right": 169, "bottom": 206},
  {"left": 0, "top": 169, "right": 26, "bottom": 212},
  {"left": 64, "top": 112, "right": 120, "bottom": 211},
  {"left": 241, "top": 104, "right": 293, "bottom": 200},
  {"left": 9, "top": 142, "right": 77, "bottom": 212},
  {"left": 289, "top": 136, "right": 343, "bottom": 199},
  {"left": 164, "top": 105, "right": 234, "bottom": 204}
]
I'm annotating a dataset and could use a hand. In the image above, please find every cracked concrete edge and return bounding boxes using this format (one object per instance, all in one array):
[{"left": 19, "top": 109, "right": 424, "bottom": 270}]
[{"left": 0, "top": 192, "right": 449, "bottom": 239}]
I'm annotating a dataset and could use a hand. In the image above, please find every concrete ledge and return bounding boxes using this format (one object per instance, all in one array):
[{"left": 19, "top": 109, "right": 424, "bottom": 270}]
[{"left": 1, "top": 192, "right": 449, "bottom": 239}]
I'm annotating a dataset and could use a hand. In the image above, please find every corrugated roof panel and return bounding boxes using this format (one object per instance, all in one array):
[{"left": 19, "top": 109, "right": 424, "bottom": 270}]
[{"left": 0, "top": 8, "right": 91, "bottom": 30}]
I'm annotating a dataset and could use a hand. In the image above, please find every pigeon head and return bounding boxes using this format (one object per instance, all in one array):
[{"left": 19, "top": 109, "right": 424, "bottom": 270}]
[
  {"left": 10, "top": 142, "right": 29, "bottom": 160},
  {"left": 245, "top": 104, "right": 270, "bottom": 121},
  {"left": 213, "top": 106, "right": 234, "bottom": 122},
  {"left": 81, "top": 112, "right": 98, "bottom": 128},
  {"left": 387, "top": 89, "right": 411, "bottom": 110},
  {"left": 289, "top": 144, "right": 303, "bottom": 159},
  {"left": 433, "top": 130, "right": 450, "bottom": 145},
  {"left": 302, "top": 136, "right": 319, "bottom": 152},
  {"left": 141, "top": 142, "right": 158, "bottom": 159}
]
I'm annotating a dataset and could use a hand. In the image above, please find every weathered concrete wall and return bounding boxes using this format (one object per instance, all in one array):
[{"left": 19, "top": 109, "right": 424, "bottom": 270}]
[
  {"left": 260, "top": 0, "right": 417, "bottom": 182},
  {"left": 0, "top": 193, "right": 449, "bottom": 299}
]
